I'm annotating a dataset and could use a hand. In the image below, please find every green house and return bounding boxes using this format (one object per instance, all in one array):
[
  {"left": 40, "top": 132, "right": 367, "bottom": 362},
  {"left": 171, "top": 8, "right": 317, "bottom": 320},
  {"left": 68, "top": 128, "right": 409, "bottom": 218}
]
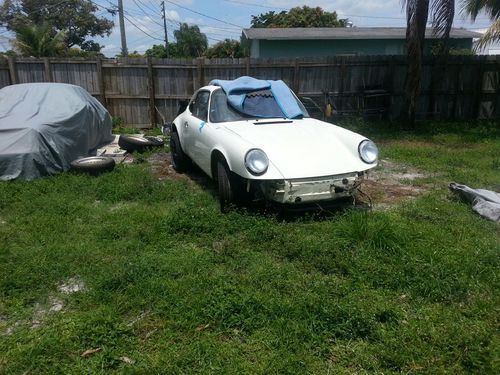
[{"left": 242, "top": 27, "right": 481, "bottom": 58}]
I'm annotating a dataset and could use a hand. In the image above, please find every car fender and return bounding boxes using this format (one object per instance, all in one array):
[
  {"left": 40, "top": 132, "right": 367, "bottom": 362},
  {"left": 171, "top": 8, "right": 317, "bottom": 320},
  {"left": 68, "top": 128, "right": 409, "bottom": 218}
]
[
  {"left": 209, "top": 131, "right": 284, "bottom": 180},
  {"left": 172, "top": 114, "right": 187, "bottom": 146}
]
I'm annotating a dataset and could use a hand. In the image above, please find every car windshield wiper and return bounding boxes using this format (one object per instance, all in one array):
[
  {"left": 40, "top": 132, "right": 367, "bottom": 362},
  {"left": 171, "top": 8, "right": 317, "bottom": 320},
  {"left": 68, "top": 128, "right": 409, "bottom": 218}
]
[{"left": 252, "top": 119, "right": 294, "bottom": 125}]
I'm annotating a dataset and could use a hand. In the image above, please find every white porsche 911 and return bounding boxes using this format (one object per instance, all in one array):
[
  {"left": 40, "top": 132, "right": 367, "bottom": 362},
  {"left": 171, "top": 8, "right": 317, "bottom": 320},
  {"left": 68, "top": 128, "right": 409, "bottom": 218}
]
[{"left": 169, "top": 76, "right": 378, "bottom": 211}]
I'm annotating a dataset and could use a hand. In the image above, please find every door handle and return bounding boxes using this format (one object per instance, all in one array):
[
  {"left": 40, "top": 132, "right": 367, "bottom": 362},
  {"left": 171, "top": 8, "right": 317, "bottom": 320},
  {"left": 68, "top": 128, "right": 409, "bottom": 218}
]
[{"left": 184, "top": 121, "right": 189, "bottom": 128}]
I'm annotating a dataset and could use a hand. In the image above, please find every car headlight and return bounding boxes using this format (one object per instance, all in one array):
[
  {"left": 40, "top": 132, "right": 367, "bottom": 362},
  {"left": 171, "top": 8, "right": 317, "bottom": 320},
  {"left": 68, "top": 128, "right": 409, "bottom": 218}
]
[
  {"left": 245, "top": 149, "right": 269, "bottom": 175},
  {"left": 358, "top": 140, "right": 378, "bottom": 164}
]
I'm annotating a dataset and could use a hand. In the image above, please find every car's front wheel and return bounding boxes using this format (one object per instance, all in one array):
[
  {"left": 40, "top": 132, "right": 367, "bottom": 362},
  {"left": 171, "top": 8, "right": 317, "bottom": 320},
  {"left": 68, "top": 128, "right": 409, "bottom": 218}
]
[
  {"left": 170, "top": 131, "right": 190, "bottom": 172},
  {"left": 217, "top": 160, "right": 235, "bottom": 212}
]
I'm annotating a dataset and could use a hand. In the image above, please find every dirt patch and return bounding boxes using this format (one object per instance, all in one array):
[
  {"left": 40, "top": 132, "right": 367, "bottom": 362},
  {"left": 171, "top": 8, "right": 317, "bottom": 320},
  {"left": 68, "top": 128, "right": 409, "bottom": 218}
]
[
  {"left": 31, "top": 295, "right": 64, "bottom": 329},
  {"left": 147, "top": 152, "right": 216, "bottom": 191},
  {"left": 360, "top": 159, "right": 434, "bottom": 210},
  {"left": 58, "top": 277, "right": 85, "bottom": 294},
  {"left": 147, "top": 152, "right": 188, "bottom": 182},
  {"left": 2, "top": 277, "right": 87, "bottom": 335}
]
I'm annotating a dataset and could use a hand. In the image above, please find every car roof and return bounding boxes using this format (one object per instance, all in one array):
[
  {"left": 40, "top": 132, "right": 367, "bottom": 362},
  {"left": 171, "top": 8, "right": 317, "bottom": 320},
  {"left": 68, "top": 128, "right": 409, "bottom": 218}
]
[{"left": 198, "top": 85, "right": 221, "bottom": 93}]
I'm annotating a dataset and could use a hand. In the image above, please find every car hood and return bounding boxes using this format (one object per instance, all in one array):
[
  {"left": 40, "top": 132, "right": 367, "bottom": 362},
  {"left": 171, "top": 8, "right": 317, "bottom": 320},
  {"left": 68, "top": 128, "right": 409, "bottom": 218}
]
[{"left": 220, "top": 118, "right": 376, "bottom": 179}]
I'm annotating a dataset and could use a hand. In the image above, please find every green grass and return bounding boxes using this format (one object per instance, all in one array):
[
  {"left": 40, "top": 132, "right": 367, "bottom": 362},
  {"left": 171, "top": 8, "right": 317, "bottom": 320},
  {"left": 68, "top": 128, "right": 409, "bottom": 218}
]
[{"left": 0, "top": 121, "right": 499, "bottom": 374}]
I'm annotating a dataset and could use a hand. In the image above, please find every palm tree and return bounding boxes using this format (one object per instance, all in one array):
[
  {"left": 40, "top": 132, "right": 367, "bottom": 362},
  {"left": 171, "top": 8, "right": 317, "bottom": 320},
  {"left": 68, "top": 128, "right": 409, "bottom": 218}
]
[
  {"left": 402, "top": 0, "right": 455, "bottom": 126},
  {"left": 174, "top": 23, "right": 208, "bottom": 57},
  {"left": 462, "top": 0, "right": 500, "bottom": 49},
  {"left": 12, "top": 23, "right": 66, "bottom": 57}
]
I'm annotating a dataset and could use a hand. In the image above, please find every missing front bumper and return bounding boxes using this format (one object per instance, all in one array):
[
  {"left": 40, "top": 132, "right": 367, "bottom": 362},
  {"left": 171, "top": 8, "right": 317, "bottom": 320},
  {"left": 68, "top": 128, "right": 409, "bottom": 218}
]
[{"left": 260, "top": 172, "right": 362, "bottom": 204}]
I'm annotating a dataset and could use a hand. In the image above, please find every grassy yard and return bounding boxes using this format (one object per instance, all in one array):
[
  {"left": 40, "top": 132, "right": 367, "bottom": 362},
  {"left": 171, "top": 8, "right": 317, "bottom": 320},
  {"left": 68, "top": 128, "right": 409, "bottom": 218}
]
[{"left": 0, "top": 120, "right": 498, "bottom": 374}]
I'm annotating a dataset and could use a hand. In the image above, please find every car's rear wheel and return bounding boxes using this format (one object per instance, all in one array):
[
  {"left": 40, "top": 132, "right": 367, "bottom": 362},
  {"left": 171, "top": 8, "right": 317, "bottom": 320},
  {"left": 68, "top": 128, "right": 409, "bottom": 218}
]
[{"left": 170, "top": 131, "right": 190, "bottom": 172}]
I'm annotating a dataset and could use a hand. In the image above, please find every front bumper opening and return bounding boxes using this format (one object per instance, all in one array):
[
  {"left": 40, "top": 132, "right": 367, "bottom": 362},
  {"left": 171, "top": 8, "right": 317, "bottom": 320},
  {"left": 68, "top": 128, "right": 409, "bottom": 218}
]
[{"left": 261, "top": 172, "right": 362, "bottom": 204}]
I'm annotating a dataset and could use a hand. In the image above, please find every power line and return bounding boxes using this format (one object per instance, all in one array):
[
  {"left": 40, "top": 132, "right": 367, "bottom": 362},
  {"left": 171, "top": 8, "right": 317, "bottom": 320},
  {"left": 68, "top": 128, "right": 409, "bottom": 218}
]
[
  {"left": 223, "top": 0, "right": 283, "bottom": 10},
  {"left": 123, "top": 14, "right": 164, "bottom": 41},
  {"left": 21, "top": 0, "right": 74, "bottom": 14},
  {"left": 93, "top": 1, "right": 232, "bottom": 48},
  {"left": 132, "top": 0, "right": 164, "bottom": 28},
  {"left": 136, "top": 0, "right": 161, "bottom": 15},
  {"left": 163, "top": 0, "right": 244, "bottom": 29}
]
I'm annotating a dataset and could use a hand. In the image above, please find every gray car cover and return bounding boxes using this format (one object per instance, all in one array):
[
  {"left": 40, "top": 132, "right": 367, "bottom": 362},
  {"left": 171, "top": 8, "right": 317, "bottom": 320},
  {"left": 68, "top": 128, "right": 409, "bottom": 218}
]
[
  {"left": 449, "top": 182, "right": 500, "bottom": 222},
  {"left": 0, "top": 83, "right": 113, "bottom": 180}
]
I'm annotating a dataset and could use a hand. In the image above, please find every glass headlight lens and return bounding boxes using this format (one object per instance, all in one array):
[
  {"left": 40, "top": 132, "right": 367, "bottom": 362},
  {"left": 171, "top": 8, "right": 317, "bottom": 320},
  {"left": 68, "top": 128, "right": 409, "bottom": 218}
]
[
  {"left": 245, "top": 149, "right": 269, "bottom": 175},
  {"left": 359, "top": 140, "right": 378, "bottom": 164}
]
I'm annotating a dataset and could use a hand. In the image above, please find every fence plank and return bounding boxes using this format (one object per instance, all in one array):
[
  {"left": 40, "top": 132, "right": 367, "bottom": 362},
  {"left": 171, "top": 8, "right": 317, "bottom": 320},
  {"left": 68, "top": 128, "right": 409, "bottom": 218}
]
[
  {"left": 96, "top": 59, "right": 106, "bottom": 106},
  {"left": 7, "top": 56, "right": 17, "bottom": 84},
  {"left": 147, "top": 56, "right": 157, "bottom": 126},
  {"left": 43, "top": 58, "right": 53, "bottom": 82}
]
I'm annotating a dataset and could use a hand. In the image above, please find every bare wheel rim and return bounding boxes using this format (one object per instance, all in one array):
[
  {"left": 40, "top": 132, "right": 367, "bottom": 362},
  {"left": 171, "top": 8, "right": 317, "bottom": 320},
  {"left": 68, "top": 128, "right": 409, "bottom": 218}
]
[{"left": 77, "top": 157, "right": 110, "bottom": 165}]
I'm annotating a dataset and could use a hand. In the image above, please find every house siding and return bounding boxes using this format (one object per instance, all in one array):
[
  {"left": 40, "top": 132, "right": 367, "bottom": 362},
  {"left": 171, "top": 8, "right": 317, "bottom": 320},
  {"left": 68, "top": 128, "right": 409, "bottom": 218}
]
[{"left": 252, "top": 38, "right": 473, "bottom": 58}]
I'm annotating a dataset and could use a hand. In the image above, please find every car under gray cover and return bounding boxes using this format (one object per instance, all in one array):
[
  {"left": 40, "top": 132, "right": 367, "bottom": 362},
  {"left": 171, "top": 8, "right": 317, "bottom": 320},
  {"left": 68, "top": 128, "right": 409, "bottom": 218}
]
[{"left": 0, "top": 83, "right": 113, "bottom": 180}]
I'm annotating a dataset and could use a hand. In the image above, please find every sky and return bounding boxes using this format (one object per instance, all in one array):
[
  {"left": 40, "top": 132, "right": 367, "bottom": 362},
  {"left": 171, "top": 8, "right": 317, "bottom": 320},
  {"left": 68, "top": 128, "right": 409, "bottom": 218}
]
[{"left": 0, "top": 0, "right": 496, "bottom": 56}]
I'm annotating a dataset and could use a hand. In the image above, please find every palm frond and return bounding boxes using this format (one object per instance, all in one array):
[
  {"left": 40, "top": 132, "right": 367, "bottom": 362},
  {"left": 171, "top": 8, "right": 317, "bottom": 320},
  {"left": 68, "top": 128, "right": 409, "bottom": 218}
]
[
  {"left": 431, "top": 0, "right": 455, "bottom": 38},
  {"left": 475, "top": 18, "right": 500, "bottom": 49},
  {"left": 12, "top": 23, "right": 66, "bottom": 57},
  {"left": 461, "top": 0, "right": 500, "bottom": 21}
]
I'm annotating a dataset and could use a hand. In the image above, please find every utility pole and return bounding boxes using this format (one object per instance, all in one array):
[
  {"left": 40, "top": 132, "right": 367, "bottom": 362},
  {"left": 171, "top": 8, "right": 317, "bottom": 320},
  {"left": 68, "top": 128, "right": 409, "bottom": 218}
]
[
  {"left": 161, "top": 1, "right": 169, "bottom": 58},
  {"left": 118, "top": 0, "right": 128, "bottom": 56}
]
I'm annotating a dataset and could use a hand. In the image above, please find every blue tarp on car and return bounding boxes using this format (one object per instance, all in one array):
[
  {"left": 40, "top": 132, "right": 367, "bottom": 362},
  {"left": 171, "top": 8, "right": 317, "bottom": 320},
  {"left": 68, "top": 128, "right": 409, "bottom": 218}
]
[
  {"left": 209, "top": 76, "right": 304, "bottom": 119},
  {"left": 0, "top": 83, "right": 113, "bottom": 180}
]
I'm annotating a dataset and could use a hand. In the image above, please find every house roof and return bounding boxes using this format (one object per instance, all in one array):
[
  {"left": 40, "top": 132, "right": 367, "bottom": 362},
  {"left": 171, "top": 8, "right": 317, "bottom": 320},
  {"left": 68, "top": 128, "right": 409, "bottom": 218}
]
[{"left": 242, "top": 27, "right": 482, "bottom": 40}]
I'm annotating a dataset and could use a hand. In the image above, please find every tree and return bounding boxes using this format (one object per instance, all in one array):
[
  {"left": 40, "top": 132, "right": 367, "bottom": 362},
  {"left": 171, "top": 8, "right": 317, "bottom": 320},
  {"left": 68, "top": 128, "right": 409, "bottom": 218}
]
[
  {"left": 12, "top": 22, "right": 66, "bottom": 57},
  {"left": 0, "top": 0, "right": 113, "bottom": 52},
  {"left": 462, "top": 0, "right": 500, "bottom": 49},
  {"left": 251, "top": 6, "right": 347, "bottom": 28},
  {"left": 205, "top": 39, "right": 244, "bottom": 58},
  {"left": 145, "top": 43, "right": 179, "bottom": 58},
  {"left": 174, "top": 23, "right": 208, "bottom": 57},
  {"left": 402, "top": 0, "right": 455, "bottom": 126}
]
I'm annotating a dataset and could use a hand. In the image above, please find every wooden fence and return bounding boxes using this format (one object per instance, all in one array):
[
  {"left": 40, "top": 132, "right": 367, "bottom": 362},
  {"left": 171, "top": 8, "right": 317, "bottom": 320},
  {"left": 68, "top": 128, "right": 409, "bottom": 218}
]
[{"left": 0, "top": 55, "right": 498, "bottom": 127}]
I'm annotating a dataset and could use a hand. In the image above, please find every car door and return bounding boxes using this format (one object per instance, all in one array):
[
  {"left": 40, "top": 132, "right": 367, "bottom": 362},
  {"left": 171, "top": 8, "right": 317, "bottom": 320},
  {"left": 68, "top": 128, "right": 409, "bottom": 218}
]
[{"left": 183, "top": 90, "right": 210, "bottom": 164}]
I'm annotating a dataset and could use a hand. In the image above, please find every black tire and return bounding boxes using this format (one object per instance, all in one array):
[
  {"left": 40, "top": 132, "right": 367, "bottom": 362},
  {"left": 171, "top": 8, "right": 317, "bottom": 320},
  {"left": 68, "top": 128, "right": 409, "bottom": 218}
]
[
  {"left": 170, "top": 131, "right": 190, "bottom": 172},
  {"left": 70, "top": 156, "right": 115, "bottom": 175},
  {"left": 217, "top": 160, "right": 235, "bottom": 212},
  {"left": 145, "top": 136, "right": 164, "bottom": 147},
  {"left": 118, "top": 134, "right": 164, "bottom": 153}
]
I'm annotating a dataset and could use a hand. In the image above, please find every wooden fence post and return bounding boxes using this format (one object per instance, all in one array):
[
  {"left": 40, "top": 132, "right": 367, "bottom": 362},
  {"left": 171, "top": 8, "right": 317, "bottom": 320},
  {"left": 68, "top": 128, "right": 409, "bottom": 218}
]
[
  {"left": 197, "top": 57, "right": 204, "bottom": 89},
  {"left": 473, "top": 55, "right": 486, "bottom": 119},
  {"left": 43, "top": 57, "right": 53, "bottom": 82},
  {"left": 293, "top": 58, "right": 300, "bottom": 93},
  {"left": 495, "top": 55, "right": 500, "bottom": 118},
  {"left": 147, "top": 56, "right": 157, "bottom": 126},
  {"left": 428, "top": 56, "right": 437, "bottom": 119},
  {"left": 339, "top": 57, "right": 346, "bottom": 112},
  {"left": 451, "top": 57, "right": 462, "bottom": 119},
  {"left": 245, "top": 56, "right": 250, "bottom": 76},
  {"left": 96, "top": 58, "right": 107, "bottom": 107},
  {"left": 385, "top": 55, "right": 395, "bottom": 119},
  {"left": 7, "top": 56, "right": 18, "bottom": 84}
]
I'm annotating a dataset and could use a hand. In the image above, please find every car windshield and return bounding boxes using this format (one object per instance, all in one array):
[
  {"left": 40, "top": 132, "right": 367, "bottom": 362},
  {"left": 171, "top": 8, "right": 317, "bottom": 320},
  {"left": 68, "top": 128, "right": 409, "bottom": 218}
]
[{"left": 209, "top": 88, "right": 309, "bottom": 123}]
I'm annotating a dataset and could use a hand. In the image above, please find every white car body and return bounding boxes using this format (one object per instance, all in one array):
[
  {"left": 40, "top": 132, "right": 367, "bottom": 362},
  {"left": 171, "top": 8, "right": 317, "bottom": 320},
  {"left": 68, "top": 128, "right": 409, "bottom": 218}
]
[{"left": 172, "top": 85, "right": 378, "bottom": 204}]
